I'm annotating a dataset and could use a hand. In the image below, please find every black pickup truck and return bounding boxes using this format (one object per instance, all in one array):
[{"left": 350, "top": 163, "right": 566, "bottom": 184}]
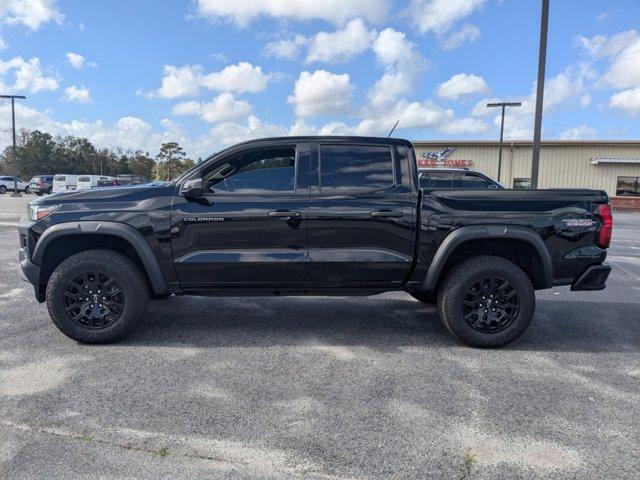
[{"left": 18, "top": 136, "right": 613, "bottom": 347}]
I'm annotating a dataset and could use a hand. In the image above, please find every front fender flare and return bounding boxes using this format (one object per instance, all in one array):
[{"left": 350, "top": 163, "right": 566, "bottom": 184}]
[
  {"left": 32, "top": 221, "right": 168, "bottom": 295},
  {"left": 422, "top": 225, "right": 553, "bottom": 291}
]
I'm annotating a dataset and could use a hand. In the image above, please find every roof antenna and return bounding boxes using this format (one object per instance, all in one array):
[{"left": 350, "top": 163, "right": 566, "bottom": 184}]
[{"left": 387, "top": 120, "right": 399, "bottom": 137}]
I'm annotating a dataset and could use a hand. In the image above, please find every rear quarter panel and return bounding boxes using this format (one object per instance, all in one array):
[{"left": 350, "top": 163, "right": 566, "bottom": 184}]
[{"left": 413, "top": 189, "right": 609, "bottom": 287}]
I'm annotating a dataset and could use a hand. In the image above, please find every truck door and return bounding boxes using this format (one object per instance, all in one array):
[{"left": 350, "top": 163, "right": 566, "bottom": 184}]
[
  {"left": 171, "top": 143, "right": 310, "bottom": 288},
  {"left": 306, "top": 142, "right": 416, "bottom": 286}
]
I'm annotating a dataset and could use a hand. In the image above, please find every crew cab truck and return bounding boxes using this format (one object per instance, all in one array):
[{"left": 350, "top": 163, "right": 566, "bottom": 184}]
[{"left": 18, "top": 137, "right": 613, "bottom": 347}]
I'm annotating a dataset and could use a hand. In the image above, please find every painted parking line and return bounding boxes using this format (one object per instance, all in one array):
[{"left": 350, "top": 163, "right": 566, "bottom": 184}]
[{"left": 0, "top": 222, "right": 19, "bottom": 227}]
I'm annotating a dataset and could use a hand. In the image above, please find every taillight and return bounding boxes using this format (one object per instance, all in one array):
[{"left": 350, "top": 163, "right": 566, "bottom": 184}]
[{"left": 596, "top": 203, "right": 613, "bottom": 249}]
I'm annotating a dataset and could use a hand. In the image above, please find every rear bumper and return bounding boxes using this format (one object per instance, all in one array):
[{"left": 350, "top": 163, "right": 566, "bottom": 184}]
[{"left": 571, "top": 264, "right": 611, "bottom": 291}]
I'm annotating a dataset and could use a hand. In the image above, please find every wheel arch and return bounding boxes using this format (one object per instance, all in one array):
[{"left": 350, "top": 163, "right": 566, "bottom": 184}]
[
  {"left": 32, "top": 221, "right": 168, "bottom": 296},
  {"left": 423, "top": 225, "right": 553, "bottom": 292}
]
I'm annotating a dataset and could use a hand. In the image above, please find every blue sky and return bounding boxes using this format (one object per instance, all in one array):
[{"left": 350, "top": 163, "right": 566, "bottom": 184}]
[{"left": 1, "top": 0, "right": 639, "bottom": 158}]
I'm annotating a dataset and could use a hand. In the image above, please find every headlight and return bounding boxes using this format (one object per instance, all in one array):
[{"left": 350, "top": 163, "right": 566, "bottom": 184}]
[{"left": 27, "top": 203, "right": 60, "bottom": 222}]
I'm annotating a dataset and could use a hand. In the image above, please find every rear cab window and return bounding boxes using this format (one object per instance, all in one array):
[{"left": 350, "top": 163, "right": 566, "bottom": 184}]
[{"left": 318, "top": 144, "right": 395, "bottom": 194}]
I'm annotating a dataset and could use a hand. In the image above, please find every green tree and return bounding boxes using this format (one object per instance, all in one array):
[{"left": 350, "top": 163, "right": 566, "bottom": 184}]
[{"left": 153, "top": 142, "right": 192, "bottom": 180}]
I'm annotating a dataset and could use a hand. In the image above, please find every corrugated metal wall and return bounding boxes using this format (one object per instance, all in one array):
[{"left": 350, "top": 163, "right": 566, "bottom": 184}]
[{"left": 412, "top": 142, "right": 640, "bottom": 195}]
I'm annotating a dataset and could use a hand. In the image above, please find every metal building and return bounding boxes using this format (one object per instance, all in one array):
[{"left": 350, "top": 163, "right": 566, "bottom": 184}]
[{"left": 412, "top": 140, "right": 640, "bottom": 206}]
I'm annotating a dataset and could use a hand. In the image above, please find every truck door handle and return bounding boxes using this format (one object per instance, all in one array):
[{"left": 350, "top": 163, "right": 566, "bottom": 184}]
[
  {"left": 370, "top": 210, "right": 403, "bottom": 218},
  {"left": 268, "top": 210, "right": 302, "bottom": 218}
]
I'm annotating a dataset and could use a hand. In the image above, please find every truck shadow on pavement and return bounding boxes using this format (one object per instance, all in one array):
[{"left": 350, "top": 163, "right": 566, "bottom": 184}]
[{"left": 122, "top": 294, "right": 640, "bottom": 354}]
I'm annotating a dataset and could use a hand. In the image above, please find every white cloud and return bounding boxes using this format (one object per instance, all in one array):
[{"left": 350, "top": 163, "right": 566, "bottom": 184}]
[
  {"left": 194, "top": 0, "right": 390, "bottom": 27},
  {"left": 406, "top": 0, "right": 485, "bottom": 35},
  {"left": 353, "top": 98, "right": 487, "bottom": 137},
  {"left": 208, "top": 115, "right": 287, "bottom": 146},
  {"left": 0, "top": 102, "right": 193, "bottom": 156},
  {"left": 263, "top": 35, "right": 308, "bottom": 60},
  {"left": 442, "top": 24, "right": 480, "bottom": 51},
  {"left": 0, "top": 56, "right": 59, "bottom": 92},
  {"left": 172, "top": 93, "right": 252, "bottom": 122},
  {"left": 305, "top": 19, "right": 376, "bottom": 64},
  {"left": 560, "top": 125, "right": 597, "bottom": 140},
  {"left": 153, "top": 64, "right": 202, "bottom": 99},
  {"left": 151, "top": 61, "right": 271, "bottom": 99},
  {"left": 610, "top": 88, "right": 640, "bottom": 115},
  {"left": 64, "top": 85, "right": 91, "bottom": 103},
  {"left": 287, "top": 70, "right": 352, "bottom": 116},
  {"left": 65, "top": 52, "right": 91, "bottom": 69},
  {"left": 0, "top": 0, "right": 63, "bottom": 30},
  {"left": 576, "top": 30, "right": 640, "bottom": 116},
  {"left": 437, "top": 73, "right": 489, "bottom": 100},
  {"left": 201, "top": 62, "right": 270, "bottom": 93},
  {"left": 368, "top": 28, "right": 428, "bottom": 109},
  {"left": 439, "top": 116, "right": 489, "bottom": 135}
]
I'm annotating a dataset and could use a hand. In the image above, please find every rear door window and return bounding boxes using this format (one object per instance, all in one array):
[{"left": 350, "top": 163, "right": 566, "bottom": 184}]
[{"left": 319, "top": 144, "right": 394, "bottom": 194}]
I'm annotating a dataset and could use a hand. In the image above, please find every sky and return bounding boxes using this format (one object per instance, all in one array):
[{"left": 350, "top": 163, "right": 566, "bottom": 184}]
[{"left": 0, "top": 0, "right": 639, "bottom": 158}]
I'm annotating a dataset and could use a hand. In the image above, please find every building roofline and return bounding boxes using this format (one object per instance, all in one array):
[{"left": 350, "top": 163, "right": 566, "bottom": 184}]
[{"left": 410, "top": 140, "right": 640, "bottom": 147}]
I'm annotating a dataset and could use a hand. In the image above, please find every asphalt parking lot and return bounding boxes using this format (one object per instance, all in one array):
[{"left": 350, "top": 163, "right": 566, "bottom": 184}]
[{"left": 0, "top": 194, "right": 638, "bottom": 479}]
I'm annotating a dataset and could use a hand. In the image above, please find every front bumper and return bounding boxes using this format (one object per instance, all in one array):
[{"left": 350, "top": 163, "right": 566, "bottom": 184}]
[
  {"left": 18, "top": 222, "right": 45, "bottom": 302},
  {"left": 571, "top": 264, "right": 611, "bottom": 291}
]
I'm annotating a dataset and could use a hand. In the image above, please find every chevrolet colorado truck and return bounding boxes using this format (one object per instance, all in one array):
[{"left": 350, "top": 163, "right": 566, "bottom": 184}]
[{"left": 18, "top": 136, "right": 613, "bottom": 347}]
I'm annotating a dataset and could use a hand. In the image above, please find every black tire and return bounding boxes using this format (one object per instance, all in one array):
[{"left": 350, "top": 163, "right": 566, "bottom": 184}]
[
  {"left": 437, "top": 256, "right": 535, "bottom": 348},
  {"left": 0, "top": 185, "right": 6, "bottom": 194},
  {"left": 36, "top": 192, "right": 43, "bottom": 196},
  {"left": 46, "top": 249, "right": 150, "bottom": 344},
  {"left": 24, "top": 186, "right": 30, "bottom": 194},
  {"left": 410, "top": 291, "right": 436, "bottom": 304}
]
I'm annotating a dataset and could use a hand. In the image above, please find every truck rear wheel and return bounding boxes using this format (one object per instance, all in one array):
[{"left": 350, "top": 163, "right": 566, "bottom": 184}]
[
  {"left": 46, "top": 249, "right": 150, "bottom": 344},
  {"left": 437, "top": 256, "right": 535, "bottom": 348}
]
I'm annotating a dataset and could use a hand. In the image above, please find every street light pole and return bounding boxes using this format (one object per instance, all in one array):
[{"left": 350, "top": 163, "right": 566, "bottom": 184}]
[
  {"left": 531, "top": 0, "right": 550, "bottom": 188},
  {"left": 0, "top": 94, "right": 27, "bottom": 197},
  {"left": 487, "top": 102, "right": 521, "bottom": 183}
]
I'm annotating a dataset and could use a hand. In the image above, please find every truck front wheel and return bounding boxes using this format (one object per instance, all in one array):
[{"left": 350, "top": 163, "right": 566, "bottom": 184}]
[
  {"left": 437, "top": 256, "right": 535, "bottom": 348},
  {"left": 46, "top": 249, "right": 150, "bottom": 344}
]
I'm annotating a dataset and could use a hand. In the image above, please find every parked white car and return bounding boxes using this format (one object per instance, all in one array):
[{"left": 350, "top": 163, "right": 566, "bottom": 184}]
[
  {"left": 0, "top": 176, "right": 30, "bottom": 194},
  {"left": 52, "top": 174, "right": 78, "bottom": 193},
  {"left": 76, "top": 175, "right": 115, "bottom": 190}
]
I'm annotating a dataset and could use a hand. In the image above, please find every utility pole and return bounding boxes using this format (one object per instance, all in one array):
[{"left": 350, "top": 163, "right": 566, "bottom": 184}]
[
  {"left": 0, "top": 95, "right": 27, "bottom": 197},
  {"left": 531, "top": 0, "right": 550, "bottom": 188},
  {"left": 487, "top": 102, "right": 521, "bottom": 183}
]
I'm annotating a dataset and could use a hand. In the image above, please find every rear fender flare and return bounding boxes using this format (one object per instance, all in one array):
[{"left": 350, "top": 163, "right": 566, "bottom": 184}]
[
  {"left": 32, "top": 221, "right": 168, "bottom": 294},
  {"left": 422, "top": 225, "right": 553, "bottom": 291}
]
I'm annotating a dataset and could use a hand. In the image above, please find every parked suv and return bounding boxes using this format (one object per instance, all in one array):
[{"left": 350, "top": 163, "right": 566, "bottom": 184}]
[
  {"left": 18, "top": 136, "right": 612, "bottom": 347},
  {"left": 419, "top": 168, "right": 503, "bottom": 190},
  {"left": 29, "top": 175, "right": 54, "bottom": 195},
  {"left": 0, "top": 176, "right": 30, "bottom": 194}
]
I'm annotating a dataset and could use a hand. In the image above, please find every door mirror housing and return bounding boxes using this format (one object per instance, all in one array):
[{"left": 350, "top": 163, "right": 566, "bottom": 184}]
[{"left": 181, "top": 177, "right": 204, "bottom": 198}]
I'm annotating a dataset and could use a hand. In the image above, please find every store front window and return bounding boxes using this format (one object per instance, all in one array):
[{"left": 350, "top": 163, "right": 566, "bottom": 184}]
[
  {"left": 616, "top": 177, "right": 640, "bottom": 196},
  {"left": 513, "top": 178, "right": 531, "bottom": 189}
]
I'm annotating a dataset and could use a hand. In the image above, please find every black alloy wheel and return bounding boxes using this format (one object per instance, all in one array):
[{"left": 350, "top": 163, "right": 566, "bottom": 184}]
[
  {"left": 462, "top": 277, "right": 519, "bottom": 333},
  {"left": 63, "top": 271, "right": 125, "bottom": 330}
]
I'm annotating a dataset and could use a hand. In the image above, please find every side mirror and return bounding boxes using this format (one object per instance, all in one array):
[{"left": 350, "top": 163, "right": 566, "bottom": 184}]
[{"left": 180, "top": 177, "right": 204, "bottom": 198}]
